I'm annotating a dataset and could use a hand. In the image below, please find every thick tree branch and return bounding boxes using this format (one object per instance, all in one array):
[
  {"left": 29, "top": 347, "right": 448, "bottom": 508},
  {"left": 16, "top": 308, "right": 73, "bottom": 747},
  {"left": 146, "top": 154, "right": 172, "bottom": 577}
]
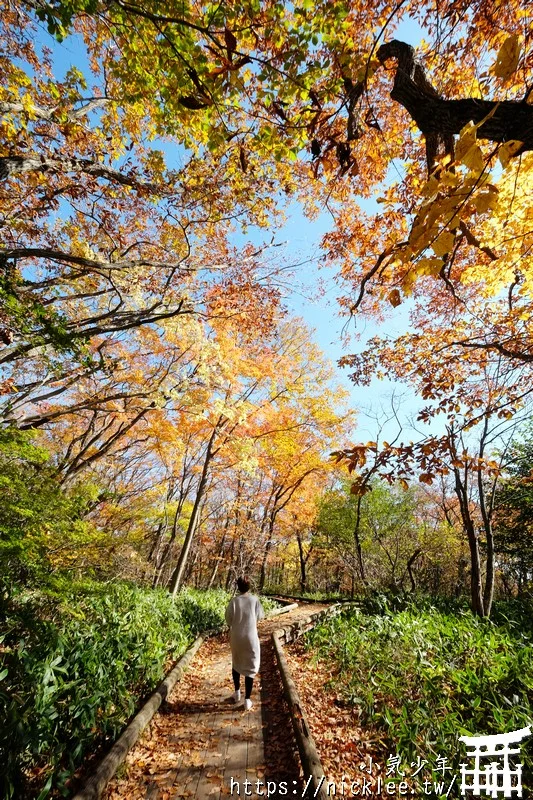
[
  {"left": 452, "top": 338, "right": 533, "bottom": 363},
  {"left": 4, "top": 247, "right": 187, "bottom": 274},
  {"left": 0, "top": 303, "right": 192, "bottom": 365},
  {"left": 377, "top": 40, "right": 533, "bottom": 157},
  {"left": 0, "top": 97, "right": 112, "bottom": 122},
  {"left": 0, "top": 154, "right": 166, "bottom": 193}
]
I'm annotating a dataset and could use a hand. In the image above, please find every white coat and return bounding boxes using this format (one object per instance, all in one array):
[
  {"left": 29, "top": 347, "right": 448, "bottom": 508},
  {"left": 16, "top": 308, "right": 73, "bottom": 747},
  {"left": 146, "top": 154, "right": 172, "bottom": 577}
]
[{"left": 225, "top": 593, "right": 265, "bottom": 677}]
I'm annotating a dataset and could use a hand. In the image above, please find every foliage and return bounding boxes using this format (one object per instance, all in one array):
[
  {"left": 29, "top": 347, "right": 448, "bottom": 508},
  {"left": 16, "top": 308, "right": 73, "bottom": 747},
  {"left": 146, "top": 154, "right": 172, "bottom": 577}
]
[
  {"left": 8, "top": 0, "right": 529, "bottom": 361},
  {"left": 263, "top": 587, "right": 348, "bottom": 602},
  {"left": 316, "top": 479, "right": 463, "bottom": 596},
  {"left": 304, "top": 603, "right": 533, "bottom": 787},
  {"left": 257, "top": 595, "right": 282, "bottom": 616},
  {"left": 0, "top": 427, "right": 105, "bottom": 583},
  {"left": 0, "top": 581, "right": 230, "bottom": 799},
  {"left": 493, "top": 427, "right": 533, "bottom": 590},
  {"left": 173, "top": 586, "right": 230, "bottom": 634}
]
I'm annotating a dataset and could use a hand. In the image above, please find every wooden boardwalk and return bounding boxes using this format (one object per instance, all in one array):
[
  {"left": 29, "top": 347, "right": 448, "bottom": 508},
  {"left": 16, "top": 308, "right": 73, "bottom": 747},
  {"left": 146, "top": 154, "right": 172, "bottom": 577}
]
[{"left": 104, "top": 605, "right": 326, "bottom": 800}]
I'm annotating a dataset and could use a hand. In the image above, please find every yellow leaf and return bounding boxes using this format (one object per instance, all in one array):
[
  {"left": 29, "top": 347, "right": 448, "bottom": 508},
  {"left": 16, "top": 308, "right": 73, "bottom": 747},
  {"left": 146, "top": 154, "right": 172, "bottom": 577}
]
[
  {"left": 498, "top": 140, "right": 523, "bottom": 168},
  {"left": 462, "top": 143, "right": 484, "bottom": 173},
  {"left": 432, "top": 231, "right": 455, "bottom": 257},
  {"left": 473, "top": 187, "right": 498, "bottom": 213},
  {"left": 415, "top": 257, "right": 444, "bottom": 277},
  {"left": 455, "top": 123, "right": 477, "bottom": 162},
  {"left": 491, "top": 34, "right": 521, "bottom": 81}
]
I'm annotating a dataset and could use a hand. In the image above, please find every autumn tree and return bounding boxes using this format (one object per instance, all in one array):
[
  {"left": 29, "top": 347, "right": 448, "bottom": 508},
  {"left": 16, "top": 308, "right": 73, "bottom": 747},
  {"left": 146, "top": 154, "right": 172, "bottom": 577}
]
[
  {"left": 3, "top": 1, "right": 533, "bottom": 603},
  {"left": 14, "top": 0, "right": 530, "bottom": 332},
  {"left": 336, "top": 334, "right": 533, "bottom": 615},
  {"left": 316, "top": 476, "right": 464, "bottom": 596},
  {"left": 493, "top": 426, "right": 533, "bottom": 595}
]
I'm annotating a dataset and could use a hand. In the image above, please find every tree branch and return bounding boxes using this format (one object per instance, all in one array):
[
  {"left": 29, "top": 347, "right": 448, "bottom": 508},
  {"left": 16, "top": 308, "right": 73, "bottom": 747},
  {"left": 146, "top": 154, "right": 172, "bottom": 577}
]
[{"left": 377, "top": 40, "right": 533, "bottom": 159}]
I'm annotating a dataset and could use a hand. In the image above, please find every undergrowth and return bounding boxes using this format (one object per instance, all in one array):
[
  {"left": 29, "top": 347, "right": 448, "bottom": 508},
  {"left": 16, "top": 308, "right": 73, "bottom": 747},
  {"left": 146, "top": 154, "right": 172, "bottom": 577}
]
[
  {"left": 304, "top": 599, "right": 533, "bottom": 794},
  {"left": 0, "top": 581, "right": 231, "bottom": 799}
]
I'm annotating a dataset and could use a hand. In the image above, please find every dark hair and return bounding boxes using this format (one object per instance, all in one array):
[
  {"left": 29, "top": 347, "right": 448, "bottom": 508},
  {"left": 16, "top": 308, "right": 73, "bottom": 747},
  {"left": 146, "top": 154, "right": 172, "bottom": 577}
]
[{"left": 237, "top": 576, "right": 250, "bottom": 594}]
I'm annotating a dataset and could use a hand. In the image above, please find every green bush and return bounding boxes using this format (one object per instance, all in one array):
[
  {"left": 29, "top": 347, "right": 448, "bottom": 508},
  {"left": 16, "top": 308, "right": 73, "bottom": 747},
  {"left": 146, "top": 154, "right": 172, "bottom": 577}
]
[
  {"left": 174, "top": 586, "right": 229, "bottom": 634},
  {"left": 0, "top": 581, "right": 230, "bottom": 799},
  {"left": 304, "top": 603, "right": 533, "bottom": 790},
  {"left": 0, "top": 428, "right": 107, "bottom": 586}
]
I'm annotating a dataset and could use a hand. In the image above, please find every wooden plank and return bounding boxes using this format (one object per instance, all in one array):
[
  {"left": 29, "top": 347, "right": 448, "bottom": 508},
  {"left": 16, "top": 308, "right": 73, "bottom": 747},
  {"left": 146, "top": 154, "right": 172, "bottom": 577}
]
[
  {"left": 272, "top": 631, "right": 327, "bottom": 800},
  {"left": 169, "top": 707, "right": 205, "bottom": 799},
  {"left": 74, "top": 636, "right": 204, "bottom": 800},
  {"left": 221, "top": 708, "right": 251, "bottom": 796},
  {"left": 193, "top": 709, "right": 230, "bottom": 799}
]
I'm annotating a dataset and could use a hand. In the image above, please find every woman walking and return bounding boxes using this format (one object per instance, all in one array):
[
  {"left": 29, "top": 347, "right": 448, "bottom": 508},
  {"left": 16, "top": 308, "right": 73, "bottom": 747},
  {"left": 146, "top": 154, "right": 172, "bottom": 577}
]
[{"left": 225, "top": 577, "right": 264, "bottom": 710}]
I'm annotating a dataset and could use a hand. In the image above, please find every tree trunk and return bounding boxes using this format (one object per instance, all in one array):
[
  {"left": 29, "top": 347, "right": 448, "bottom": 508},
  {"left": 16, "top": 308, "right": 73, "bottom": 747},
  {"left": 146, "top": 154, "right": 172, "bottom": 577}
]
[
  {"left": 467, "top": 530, "right": 485, "bottom": 617},
  {"left": 259, "top": 507, "right": 278, "bottom": 592},
  {"left": 206, "top": 522, "right": 229, "bottom": 590},
  {"left": 477, "top": 439, "right": 495, "bottom": 618},
  {"left": 153, "top": 501, "right": 184, "bottom": 588},
  {"left": 225, "top": 537, "right": 236, "bottom": 591},
  {"left": 406, "top": 548, "right": 422, "bottom": 593},
  {"left": 168, "top": 427, "right": 218, "bottom": 597},
  {"left": 353, "top": 495, "right": 367, "bottom": 586},
  {"left": 148, "top": 521, "right": 166, "bottom": 564},
  {"left": 483, "top": 524, "right": 495, "bottom": 618},
  {"left": 296, "top": 532, "right": 307, "bottom": 594},
  {"left": 454, "top": 469, "right": 485, "bottom": 617},
  {"left": 259, "top": 539, "right": 273, "bottom": 593}
]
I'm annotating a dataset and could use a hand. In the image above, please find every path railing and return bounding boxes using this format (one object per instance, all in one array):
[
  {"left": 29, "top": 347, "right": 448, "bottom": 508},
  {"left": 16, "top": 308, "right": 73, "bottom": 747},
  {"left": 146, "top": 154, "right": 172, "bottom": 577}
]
[
  {"left": 71, "top": 599, "right": 299, "bottom": 800},
  {"left": 272, "top": 603, "right": 357, "bottom": 800}
]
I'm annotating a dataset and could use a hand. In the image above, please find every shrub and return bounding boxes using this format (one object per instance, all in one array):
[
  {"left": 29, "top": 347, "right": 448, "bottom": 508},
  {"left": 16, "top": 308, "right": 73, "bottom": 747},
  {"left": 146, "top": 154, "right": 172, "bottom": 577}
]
[
  {"left": 304, "top": 603, "right": 533, "bottom": 788},
  {"left": 0, "top": 581, "right": 230, "bottom": 798}
]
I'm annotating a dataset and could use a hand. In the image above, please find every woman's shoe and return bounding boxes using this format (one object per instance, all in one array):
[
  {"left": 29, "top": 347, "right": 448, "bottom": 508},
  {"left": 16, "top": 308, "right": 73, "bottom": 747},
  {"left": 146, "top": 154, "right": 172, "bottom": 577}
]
[
  {"left": 232, "top": 689, "right": 241, "bottom": 703},
  {"left": 244, "top": 698, "right": 253, "bottom": 711}
]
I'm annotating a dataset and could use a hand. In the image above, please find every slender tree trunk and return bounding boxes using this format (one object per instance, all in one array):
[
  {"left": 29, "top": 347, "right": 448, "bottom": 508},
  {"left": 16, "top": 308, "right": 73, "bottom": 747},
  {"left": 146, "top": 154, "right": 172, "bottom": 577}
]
[
  {"left": 225, "top": 537, "right": 236, "bottom": 590},
  {"left": 168, "top": 427, "right": 218, "bottom": 597},
  {"left": 406, "top": 548, "right": 422, "bottom": 593},
  {"left": 148, "top": 521, "right": 166, "bottom": 564},
  {"left": 466, "top": 530, "right": 485, "bottom": 617},
  {"left": 259, "top": 539, "right": 273, "bottom": 592},
  {"left": 483, "top": 524, "right": 495, "bottom": 617},
  {"left": 296, "top": 532, "right": 307, "bottom": 594},
  {"left": 259, "top": 504, "right": 278, "bottom": 592},
  {"left": 153, "top": 502, "right": 183, "bottom": 588},
  {"left": 206, "top": 522, "right": 229, "bottom": 589},
  {"left": 184, "top": 543, "right": 200, "bottom": 587},
  {"left": 353, "top": 495, "right": 367, "bottom": 586},
  {"left": 454, "top": 466, "right": 485, "bottom": 617},
  {"left": 477, "top": 439, "right": 495, "bottom": 617}
]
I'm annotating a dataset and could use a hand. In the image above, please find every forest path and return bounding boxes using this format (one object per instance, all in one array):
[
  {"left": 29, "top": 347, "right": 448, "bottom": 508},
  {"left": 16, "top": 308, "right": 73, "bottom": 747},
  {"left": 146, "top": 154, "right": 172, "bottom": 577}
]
[{"left": 104, "top": 603, "right": 327, "bottom": 800}]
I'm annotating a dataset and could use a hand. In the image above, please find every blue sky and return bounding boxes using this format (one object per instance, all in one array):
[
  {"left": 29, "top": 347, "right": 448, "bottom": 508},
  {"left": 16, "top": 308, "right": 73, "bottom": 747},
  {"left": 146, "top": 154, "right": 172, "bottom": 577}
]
[{"left": 243, "top": 199, "right": 431, "bottom": 442}]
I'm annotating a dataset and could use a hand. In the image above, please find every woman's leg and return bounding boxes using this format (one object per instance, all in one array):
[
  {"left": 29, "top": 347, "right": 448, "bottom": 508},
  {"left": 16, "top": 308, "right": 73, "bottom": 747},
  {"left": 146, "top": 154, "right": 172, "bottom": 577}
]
[
  {"left": 244, "top": 676, "right": 254, "bottom": 699},
  {"left": 232, "top": 668, "right": 240, "bottom": 691}
]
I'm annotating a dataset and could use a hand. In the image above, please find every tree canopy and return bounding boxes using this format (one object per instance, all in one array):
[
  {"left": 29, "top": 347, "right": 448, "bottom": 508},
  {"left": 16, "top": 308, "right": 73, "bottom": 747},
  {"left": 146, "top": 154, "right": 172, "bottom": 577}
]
[{"left": 2, "top": 0, "right": 533, "bottom": 614}]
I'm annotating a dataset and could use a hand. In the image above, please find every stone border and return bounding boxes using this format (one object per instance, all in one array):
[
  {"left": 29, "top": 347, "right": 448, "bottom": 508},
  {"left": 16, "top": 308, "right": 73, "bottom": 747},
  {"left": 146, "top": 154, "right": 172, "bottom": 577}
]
[
  {"left": 272, "top": 604, "right": 351, "bottom": 800},
  {"left": 71, "top": 601, "right": 297, "bottom": 799}
]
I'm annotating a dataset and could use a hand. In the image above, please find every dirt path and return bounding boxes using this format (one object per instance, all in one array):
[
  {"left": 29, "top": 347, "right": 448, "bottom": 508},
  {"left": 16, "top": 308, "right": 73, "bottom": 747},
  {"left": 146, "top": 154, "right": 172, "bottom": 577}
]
[{"left": 103, "top": 604, "right": 327, "bottom": 800}]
